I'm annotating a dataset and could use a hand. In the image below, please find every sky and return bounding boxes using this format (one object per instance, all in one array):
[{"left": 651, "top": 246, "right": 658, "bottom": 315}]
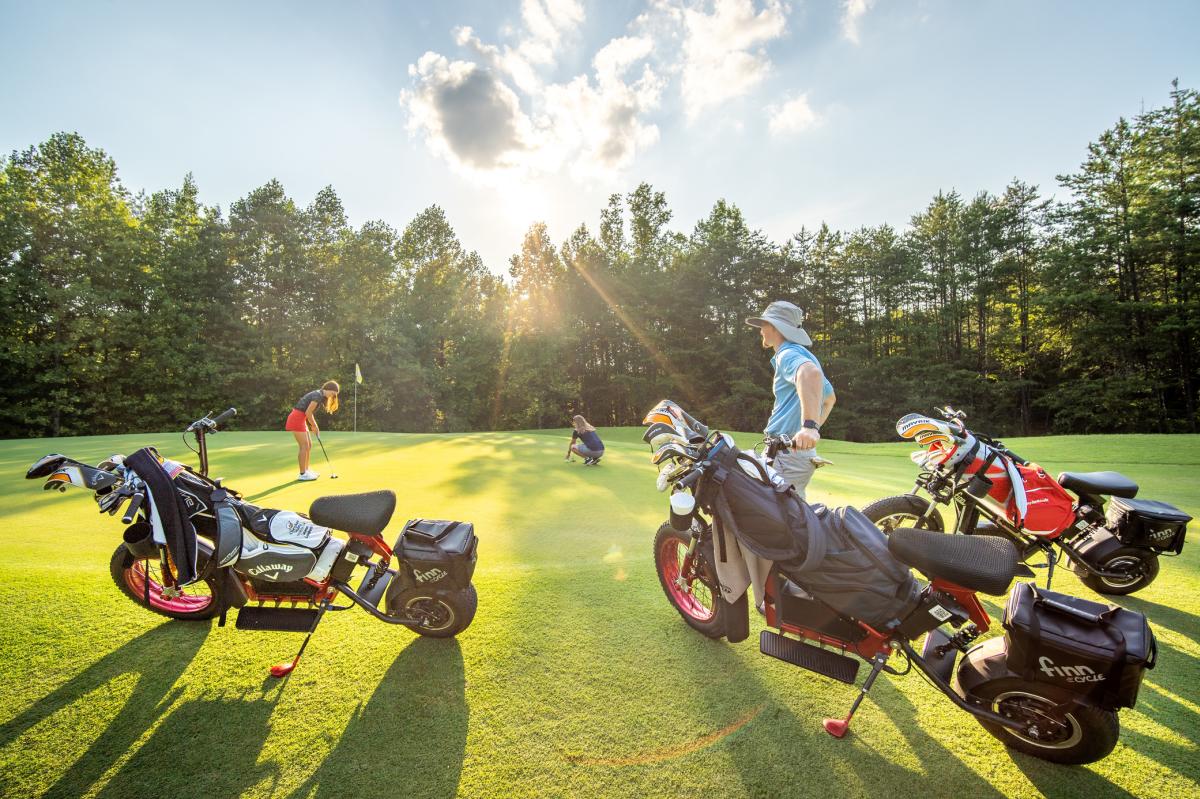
[{"left": 2, "top": 0, "right": 1198, "bottom": 273}]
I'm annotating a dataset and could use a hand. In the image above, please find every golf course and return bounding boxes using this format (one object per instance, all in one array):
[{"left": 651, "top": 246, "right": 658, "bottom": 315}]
[{"left": 1, "top": 429, "right": 1197, "bottom": 798}]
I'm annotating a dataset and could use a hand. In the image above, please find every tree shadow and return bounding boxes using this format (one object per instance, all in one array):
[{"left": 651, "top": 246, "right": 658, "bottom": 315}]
[
  {"left": 285, "top": 637, "right": 467, "bottom": 799},
  {"left": 93, "top": 688, "right": 281, "bottom": 799},
  {"left": 1011, "top": 754, "right": 1137, "bottom": 798},
  {"left": 0, "top": 623, "right": 210, "bottom": 799},
  {"left": 1118, "top": 595, "right": 1200, "bottom": 637}
]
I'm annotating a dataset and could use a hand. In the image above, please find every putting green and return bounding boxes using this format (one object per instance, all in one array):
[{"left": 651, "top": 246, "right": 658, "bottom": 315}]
[{"left": 1, "top": 429, "right": 1197, "bottom": 798}]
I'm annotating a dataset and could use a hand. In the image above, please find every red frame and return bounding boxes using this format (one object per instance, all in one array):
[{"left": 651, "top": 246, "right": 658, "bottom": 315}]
[{"left": 761, "top": 572, "right": 991, "bottom": 662}]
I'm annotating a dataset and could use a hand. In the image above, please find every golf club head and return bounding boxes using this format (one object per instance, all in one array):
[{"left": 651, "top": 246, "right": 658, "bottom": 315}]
[
  {"left": 270, "top": 661, "right": 295, "bottom": 678},
  {"left": 642, "top": 422, "right": 677, "bottom": 445},
  {"left": 822, "top": 717, "right": 850, "bottom": 738},
  {"left": 651, "top": 443, "right": 693, "bottom": 465}
]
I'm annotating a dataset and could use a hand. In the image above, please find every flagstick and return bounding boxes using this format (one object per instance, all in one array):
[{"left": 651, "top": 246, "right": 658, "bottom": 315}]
[{"left": 353, "top": 378, "right": 357, "bottom": 434}]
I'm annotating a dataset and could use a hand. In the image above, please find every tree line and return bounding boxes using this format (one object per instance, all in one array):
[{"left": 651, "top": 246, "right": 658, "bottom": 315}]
[{"left": 1, "top": 82, "right": 1196, "bottom": 441}]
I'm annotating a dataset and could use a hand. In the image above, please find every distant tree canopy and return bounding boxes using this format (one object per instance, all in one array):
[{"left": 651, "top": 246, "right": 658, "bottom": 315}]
[{"left": 1, "top": 83, "right": 1197, "bottom": 441}]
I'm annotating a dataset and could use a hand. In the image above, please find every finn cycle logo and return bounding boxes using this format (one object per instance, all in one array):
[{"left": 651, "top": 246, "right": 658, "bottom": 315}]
[
  {"left": 1039, "top": 656, "right": 1106, "bottom": 683},
  {"left": 414, "top": 567, "right": 448, "bottom": 584}
]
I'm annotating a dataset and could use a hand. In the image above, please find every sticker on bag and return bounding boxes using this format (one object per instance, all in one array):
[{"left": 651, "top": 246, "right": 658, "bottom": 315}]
[{"left": 268, "top": 511, "right": 330, "bottom": 548}]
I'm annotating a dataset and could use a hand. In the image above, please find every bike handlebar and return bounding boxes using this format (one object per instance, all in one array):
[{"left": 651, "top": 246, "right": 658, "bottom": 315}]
[{"left": 211, "top": 407, "right": 237, "bottom": 428}]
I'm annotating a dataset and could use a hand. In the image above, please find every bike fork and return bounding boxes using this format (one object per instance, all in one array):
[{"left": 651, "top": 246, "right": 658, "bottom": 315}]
[
  {"left": 270, "top": 597, "right": 331, "bottom": 678},
  {"left": 823, "top": 649, "right": 890, "bottom": 738}
]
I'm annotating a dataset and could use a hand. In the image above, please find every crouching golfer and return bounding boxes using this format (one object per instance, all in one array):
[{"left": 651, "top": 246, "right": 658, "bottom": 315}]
[
  {"left": 746, "top": 301, "right": 835, "bottom": 500},
  {"left": 285, "top": 381, "right": 340, "bottom": 481},
  {"left": 567, "top": 415, "right": 605, "bottom": 465}
]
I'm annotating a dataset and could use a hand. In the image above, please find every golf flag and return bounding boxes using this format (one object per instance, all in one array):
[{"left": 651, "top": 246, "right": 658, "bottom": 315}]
[{"left": 355, "top": 363, "right": 363, "bottom": 384}]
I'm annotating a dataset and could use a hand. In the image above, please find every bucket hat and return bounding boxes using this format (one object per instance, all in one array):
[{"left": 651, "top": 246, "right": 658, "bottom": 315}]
[{"left": 745, "top": 300, "right": 812, "bottom": 346}]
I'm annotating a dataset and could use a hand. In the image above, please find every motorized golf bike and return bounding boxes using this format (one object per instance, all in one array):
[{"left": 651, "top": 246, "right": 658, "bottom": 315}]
[
  {"left": 642, "top": 399, "right": 1156, "bottom": 765},
  {"left": 26, "top": 408, "right": 479, "bottom": 676},
  {"left": 862, "top": 407, "right": 1191, "bottom": 596}
]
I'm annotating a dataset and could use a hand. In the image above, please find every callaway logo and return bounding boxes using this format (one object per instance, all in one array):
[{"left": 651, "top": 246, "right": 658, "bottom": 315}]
[
  {"left": 1038, "top": 656, "right": 1105, "bottom": 683},
  {"left": 414, "top": 567, "right": 448, "bottom": 584},
  {"left": 248, "top": 563, "right": 291, "bottom": 577}
]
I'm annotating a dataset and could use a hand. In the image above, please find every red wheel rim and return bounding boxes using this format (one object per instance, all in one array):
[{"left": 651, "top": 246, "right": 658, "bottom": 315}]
[
  {"left": 658, "top": 536, "right": 716, "bottom": 622},
  {"left": 124, "top": 561, "right": 214, "bottom": 614}
]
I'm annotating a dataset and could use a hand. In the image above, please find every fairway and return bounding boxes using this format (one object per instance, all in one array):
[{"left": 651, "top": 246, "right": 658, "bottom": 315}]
[{"left": 1, "top": 429, "right": 1198, "bottom": 798}]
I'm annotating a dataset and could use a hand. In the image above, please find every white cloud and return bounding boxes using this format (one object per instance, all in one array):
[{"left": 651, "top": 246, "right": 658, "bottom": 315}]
[
  {"left": 767, "top": 93, "right": 820, "bottom": 136},
  {"left": 677, "top": 0, "right": 790, "bottom": 121},
  {"left": 401, "top": 2, "right": 663, "bottom": 181},
  {"left": 400, "top": 0, "right": 797, "bottom": 180},
  {"left": 841, "top": 0, "right": 874, "bottom": 45}
]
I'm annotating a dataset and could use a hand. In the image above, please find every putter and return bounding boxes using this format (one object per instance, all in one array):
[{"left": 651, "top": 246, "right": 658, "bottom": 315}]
[{"left": 314, "top": 433, "right": 338, "bottom": 479}]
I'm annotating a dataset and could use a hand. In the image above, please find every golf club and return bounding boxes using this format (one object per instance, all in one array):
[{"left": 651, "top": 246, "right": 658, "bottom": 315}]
[{"left": 314, "top": 432, "right": 338, "bottom": 478}]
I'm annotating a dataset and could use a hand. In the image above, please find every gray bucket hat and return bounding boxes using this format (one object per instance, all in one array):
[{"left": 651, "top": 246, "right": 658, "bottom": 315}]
[{"left": 745, "top": 300, "right": 812, "bottom": 346}]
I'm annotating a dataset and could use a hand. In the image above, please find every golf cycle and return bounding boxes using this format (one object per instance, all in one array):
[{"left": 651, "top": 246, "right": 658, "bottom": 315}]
[
  {"left": 642, "top": 400, "right": 1157, "bottom": 764},
  {"left": 862, "top": 407, "right": 1192, "bottom": 595},
  {"left": 26, "top": 408, "right": 479, "bottom": 677}
]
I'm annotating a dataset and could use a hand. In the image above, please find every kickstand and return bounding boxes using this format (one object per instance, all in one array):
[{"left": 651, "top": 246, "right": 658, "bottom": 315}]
[
  {"left": 1044, "top": 550, "right": 1057, "bottom": 590},
  {"left": 270, "top": 598, "right": 331, "bottom": 678},
  {"left": 824, "top": 651, "right": 889, "bottom": 738}
]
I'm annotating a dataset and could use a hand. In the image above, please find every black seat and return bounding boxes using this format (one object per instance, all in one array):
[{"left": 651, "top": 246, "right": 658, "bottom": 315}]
[
  {"left": 309, "top": 490, "right": 396, "bottom": 537},
  {"left": 1057, "top": 471, "right": 1138, "bottom": 499},
  {"left": 887, "top": 527, "right": 1019, "bottom": 596}
]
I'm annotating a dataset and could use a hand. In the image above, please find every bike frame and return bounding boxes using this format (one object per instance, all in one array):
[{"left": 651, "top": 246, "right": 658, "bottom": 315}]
[{"left": 907, "top": 467, "right": 1134, "bottom": 584}]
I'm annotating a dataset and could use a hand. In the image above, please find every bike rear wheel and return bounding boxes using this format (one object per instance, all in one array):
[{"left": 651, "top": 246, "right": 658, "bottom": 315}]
[
  {"left": 1076, "top": 547, "right": 1160, "bottom": 595},
  {"left": 970, "top": 677, "right": 1119, "bottom": 764},
  {"left": 654, "top": 524, "right": 726, "bottom": 639},
  {"left": 110, "top": 544, "right": 223, "bottom": 621}
]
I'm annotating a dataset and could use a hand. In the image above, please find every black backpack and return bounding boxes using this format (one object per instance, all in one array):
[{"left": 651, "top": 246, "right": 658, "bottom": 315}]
[{"left": 698, "top": 440, "right": 921, "bottom": 629}]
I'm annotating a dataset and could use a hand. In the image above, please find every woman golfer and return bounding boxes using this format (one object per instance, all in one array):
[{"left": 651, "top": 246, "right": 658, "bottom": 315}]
[
  {"left": 285, "top": 381, "right": 339, "bottom": 481},
  {"left": 567, "top": 415, "right": 605, "bottom": 465}
]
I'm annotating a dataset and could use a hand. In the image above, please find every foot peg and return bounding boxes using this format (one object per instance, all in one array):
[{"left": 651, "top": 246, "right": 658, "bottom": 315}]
[{"left": 760, "top": 631, "right": 859, "bottom": 684}]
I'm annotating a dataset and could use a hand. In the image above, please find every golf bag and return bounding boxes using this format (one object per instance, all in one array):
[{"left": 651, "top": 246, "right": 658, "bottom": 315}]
[{"left": 698, "top": 441, "right": 921, "bottom": 628}]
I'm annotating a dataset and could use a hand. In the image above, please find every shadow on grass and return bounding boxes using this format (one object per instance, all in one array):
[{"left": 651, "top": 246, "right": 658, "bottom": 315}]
[
  {"left": 285, "top": 637, "right": 467, "bottom": 799},
  {"left": 0, "top": 623, "right": 210, "bottom": 799},
  {"left": 243, "top": 480, "right": 300, "bottom": 504},
  {"left": 94, "top": 689, "right": 281, "bottom": 799}
]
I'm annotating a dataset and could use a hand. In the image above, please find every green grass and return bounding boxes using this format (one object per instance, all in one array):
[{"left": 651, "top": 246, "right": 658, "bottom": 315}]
[{"left": 1, "top": 429, "right": 1198, "bottom": 798}]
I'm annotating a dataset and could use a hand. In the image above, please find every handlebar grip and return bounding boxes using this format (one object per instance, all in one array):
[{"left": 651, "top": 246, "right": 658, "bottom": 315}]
[
  {"left": 211, "top": 407, "right": 237, "bottom": 428},
  {"left": 679, "top": 468, "right": 704, "bottom": 490},
  {"left": 122, "top": 492, "right": 144, "bottom": 524}
]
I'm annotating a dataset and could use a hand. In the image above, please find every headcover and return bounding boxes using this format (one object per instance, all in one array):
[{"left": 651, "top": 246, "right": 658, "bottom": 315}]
[{"left": 125, "top": 447, "right": 199, "bottom": 585}]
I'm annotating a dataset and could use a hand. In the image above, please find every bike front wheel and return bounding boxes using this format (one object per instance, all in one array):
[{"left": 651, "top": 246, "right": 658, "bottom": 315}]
[
  {"left": 110, "top": 544, "right": 223, "bottom": 621},
  {"left": 654, "top": 523, "right": 727, "bottom": 639}
]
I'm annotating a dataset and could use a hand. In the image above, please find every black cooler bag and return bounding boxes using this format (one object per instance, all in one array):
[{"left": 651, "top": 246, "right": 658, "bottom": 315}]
[
  {"left": 394, "top": 519, "right": 478, "bottom": 590},
  {"left": 1003, "top": 582, "right": 1155, "bottom": 709},
  {"left": 1106, "top": 497, "right": 1190, "bottom": 554}
]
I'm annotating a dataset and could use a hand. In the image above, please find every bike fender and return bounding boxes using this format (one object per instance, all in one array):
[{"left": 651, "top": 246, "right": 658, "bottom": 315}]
[{"left": 955, "top": 637, "right": 1015, "bottom": 699}]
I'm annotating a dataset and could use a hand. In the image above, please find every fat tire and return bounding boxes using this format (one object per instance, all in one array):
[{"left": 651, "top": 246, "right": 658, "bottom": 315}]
[
  {"left": 654, "top": 523, "right": 727, "bottom": 639},
  {"left": 1076, "top": 547, "right": 1160, "bottom": 596},
  {"left": 969, "top": 676, "right": 1120, "bottom": 765},
  {"left": 396, "top": 584, "right": 478, "bottom": 638},
  {"left": 861, "top": 494, "right": 946, "bottom": 534},
  {"left": 109, "top": 544, "right": 224, "bottom": 621}
]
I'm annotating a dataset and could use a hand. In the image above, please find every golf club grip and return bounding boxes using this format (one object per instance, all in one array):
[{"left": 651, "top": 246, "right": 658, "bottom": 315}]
[
  {"left": 212, "top": 407, "right": 237, "bottom": 428},
  {"left": 122, "top": 492, "right": 144, "bottom": 524}
]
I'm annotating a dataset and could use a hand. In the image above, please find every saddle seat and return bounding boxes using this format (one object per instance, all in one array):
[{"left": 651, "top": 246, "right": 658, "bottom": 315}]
[
  {"left": 308, "top": 490, "right": 396, "bottom": 537},
  {"left": 1057, "top": 471, "right": 1138, "bottom": 499},
  {"left": 887, "top": 526, "right": 1019, "bottom": 595}
]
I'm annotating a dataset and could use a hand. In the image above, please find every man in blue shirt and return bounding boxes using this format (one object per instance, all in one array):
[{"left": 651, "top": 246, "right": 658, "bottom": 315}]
[{"left": 746, "top": 301, "right": 836, "bottom": 500}]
